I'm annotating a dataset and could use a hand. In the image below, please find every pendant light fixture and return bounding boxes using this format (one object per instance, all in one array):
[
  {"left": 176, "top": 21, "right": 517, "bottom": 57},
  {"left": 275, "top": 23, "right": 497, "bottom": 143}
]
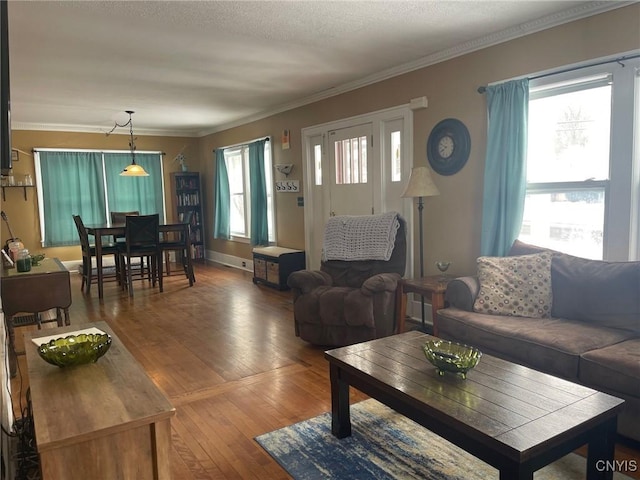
[{"left": 107, "top": 110, "right": 149, "bottom": 176}]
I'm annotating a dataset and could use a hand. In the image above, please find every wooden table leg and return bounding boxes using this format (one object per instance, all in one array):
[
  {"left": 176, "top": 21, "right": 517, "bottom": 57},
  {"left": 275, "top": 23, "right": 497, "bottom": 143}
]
[
  {"left": 6, "top": 315, "right": 17, "bottom": 377},
  {"left": 499, "top": 464, "right": 533, "bottom": 480},
  {"left": 586, "top": 417, "right": 617, "bottom": 480},
  {"left": 430, "top": 291, "right": 446, "bottom": 337},
  {"left": 395, "top": 282, "right": 406, "bottom": 333},
  {"left": 151, "top": 418, "right": 173, "bottom": 480},
  {"left": 95, "top": 234, "right": 104, "bottom": 300},
  {"left": 330, "top": 363, "right": 351, "bottom": 438}
]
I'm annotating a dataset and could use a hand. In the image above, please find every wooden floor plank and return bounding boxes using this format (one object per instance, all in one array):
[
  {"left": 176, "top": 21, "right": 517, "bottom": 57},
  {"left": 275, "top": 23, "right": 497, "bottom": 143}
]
[{"left": 8, "top": 261, "right": 639, "bottom": 479}]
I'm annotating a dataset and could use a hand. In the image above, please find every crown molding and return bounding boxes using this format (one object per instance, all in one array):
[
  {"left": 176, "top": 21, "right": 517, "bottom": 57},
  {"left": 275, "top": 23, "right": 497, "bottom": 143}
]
[
  {"left": 11, "top": 122, "right": 201, "bottom": 137},
  {"left": 198, "top": 1, "right": 632, "bottom": 137}
]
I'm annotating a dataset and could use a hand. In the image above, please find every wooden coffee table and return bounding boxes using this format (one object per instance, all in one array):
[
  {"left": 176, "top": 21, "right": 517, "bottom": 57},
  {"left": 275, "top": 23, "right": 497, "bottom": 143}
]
[{"left": 325, "top": 331, "right": 624, "bottom": 480}]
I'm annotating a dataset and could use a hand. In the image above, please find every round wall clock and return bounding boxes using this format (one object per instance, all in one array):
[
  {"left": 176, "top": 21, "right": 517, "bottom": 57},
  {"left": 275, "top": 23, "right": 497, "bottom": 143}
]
[{"left": 427, "top": 118, "right": 471, "bottom": 176}]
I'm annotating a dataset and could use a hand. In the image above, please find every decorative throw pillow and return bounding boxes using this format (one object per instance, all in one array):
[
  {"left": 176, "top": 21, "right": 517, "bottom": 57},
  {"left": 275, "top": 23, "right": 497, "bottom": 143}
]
[{"left": 473, "top": 252, "right": 553, "bottom": 318}]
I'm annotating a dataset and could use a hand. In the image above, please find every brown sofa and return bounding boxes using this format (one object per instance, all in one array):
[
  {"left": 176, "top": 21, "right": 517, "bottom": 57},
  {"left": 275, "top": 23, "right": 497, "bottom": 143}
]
[
  {"left": 287, "top": 216, "right": 406, "bottom": 347},
  {"left": 437, "top": 240, "right": 640, "bottom": 442}
]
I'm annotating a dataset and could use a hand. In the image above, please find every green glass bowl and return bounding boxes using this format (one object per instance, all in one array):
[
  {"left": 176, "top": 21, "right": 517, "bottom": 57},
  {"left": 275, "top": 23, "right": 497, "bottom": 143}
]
[
  {"left": 31, "top": 253, "right": 46, "bottom": 266},
  {"left": 423, "top": 339, "right": 482, "bottom": 379},
  {"left": 38, "top": 333, "right": 112, "bottom": 367}
]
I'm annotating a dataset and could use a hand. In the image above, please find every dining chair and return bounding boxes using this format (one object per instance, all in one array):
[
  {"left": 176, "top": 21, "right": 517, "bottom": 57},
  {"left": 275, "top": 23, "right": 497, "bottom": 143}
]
[
  {"left": 111, "top": 210, "right": 151, "bottom": 279},
  {"left": 73, "top": 214, "right": 120, "bottom": 293},
  {"left": 111, "top": 210, "right": 140, "bottom": 224},
  {"left": 118, "top": 214, "right": 163, "bottom": 297},
  {"left": 160, "top": 211, "right": 195, "bottom": 285},
  {"left": 110, "top": 210, "right": 139, "bottom": 243}
]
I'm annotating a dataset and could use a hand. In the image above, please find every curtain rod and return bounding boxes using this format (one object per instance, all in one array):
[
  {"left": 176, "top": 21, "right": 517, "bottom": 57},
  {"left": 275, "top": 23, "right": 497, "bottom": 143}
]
[
  {"left": 477, "top": 53, "right": 640, "bottom": 93},
  {"left": 214, "top": 136, "right": 270, "bottom": 151},
  {"left": 32, "top": 147, "right": 165, "bottom": 155}
]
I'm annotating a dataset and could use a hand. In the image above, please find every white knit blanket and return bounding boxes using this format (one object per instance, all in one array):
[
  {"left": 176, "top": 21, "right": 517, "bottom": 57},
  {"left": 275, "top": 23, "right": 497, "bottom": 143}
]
[{"left": 322, "top": 212, "right": 400, "bottom": 262}]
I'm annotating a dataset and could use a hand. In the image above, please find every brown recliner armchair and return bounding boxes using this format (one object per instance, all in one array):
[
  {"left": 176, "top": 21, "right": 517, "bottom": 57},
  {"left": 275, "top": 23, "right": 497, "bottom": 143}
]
[{"left": 287, "top": 214, "right": 406, "bottom": 346}]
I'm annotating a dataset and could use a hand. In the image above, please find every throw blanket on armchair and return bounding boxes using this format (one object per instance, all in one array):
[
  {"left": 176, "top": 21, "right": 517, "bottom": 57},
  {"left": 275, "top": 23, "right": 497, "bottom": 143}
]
[{"left": 322, "top": 212, "right": 400, "bottom": 262}]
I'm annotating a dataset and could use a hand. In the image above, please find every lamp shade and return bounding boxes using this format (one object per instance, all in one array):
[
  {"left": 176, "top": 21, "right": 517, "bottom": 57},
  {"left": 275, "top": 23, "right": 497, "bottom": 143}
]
[
  {"left": 120, "top": 163, "right": 149, "bottom": 176},
  {"left": 401, "top": 166, "right": 440, "bottom": 198}
]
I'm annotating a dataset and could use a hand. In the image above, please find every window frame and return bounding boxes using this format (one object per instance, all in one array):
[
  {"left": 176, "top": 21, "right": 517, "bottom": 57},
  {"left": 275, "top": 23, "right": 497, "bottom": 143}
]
[
  {"left": 522, "top": 56, "right": 639, "bottom": 261},
  {"left": 221, "top": 139, "right": 275, "bottom": 244},
  {"left": 34, "top": 148, "right": 165, "bottom": 247}
]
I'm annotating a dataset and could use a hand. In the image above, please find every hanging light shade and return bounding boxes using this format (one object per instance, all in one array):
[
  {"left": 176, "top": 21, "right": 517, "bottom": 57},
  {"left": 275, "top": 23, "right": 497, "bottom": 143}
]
[
  {"left": 107, "top": 110, "right": 149, "bottom": 177},
  {"left": 121, "top": 162, "right": 149, "bottom": 176}
]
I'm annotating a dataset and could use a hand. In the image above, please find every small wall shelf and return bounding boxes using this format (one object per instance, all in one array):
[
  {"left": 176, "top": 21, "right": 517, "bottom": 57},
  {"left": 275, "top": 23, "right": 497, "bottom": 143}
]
[{"left": 2, "top": 185, "right": 35, "bottom": 201}]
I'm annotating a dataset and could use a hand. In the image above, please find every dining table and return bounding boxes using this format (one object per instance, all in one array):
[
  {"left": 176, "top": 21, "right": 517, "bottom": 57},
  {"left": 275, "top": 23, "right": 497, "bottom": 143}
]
[{"left": 85, "top": 220, "right": 191, "bottom": 299}]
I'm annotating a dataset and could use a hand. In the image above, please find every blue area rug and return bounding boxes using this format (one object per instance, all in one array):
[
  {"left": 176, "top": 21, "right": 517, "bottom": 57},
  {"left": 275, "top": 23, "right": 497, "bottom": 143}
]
[{"left": 256, "top": 399, "right": 632, "bottom": 480}]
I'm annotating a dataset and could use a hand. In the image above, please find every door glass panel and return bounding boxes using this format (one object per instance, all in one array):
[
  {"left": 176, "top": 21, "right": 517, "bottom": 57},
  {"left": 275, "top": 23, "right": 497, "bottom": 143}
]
[
  {"left": 334, "top": 136, "right": 368, "bottom": 184},
  {"left": 391, "top": 130, "right": 401, "bottom": 182},
  {"left": 314, "top": 144, "right": 322, "bottom": 186}
]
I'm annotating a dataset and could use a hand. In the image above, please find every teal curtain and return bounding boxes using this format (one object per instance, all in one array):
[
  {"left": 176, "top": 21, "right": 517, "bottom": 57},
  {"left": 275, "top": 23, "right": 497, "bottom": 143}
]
[
  {"left": 39, "top": 151, "right": 106, "bottom": 246},
  {"left": 248, "top": 139, "right": 268, "bottom": 245},
  {"left": 213, "top": 149, "right": 230, "bottom": 239},
  {"left": 104, "top": 153, "right": 164, "bottom": 215},
  {"left": 480, "top": 78, "right": 529, "bottom": 257}
]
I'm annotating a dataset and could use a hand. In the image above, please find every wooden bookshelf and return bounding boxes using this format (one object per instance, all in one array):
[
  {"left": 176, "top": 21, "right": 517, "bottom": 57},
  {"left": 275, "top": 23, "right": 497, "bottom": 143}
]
[{"left": 170, "top": 171, "right": 205, "bottom": 261}]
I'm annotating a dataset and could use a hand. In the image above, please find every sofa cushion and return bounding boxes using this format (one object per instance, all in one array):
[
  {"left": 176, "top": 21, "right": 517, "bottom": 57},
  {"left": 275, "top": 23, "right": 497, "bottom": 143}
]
[
  {"left": 551, "top": 254, "right": 640, "bottom": 333},
  {"left": 437, "top": 307, "right": 636, "bottom": 379},
  {"left": 579, "top": 338, "right": 640, "bottom": 398},
  {"left": 293, "top": 285, "right": 377, "bottom": 346},
  {"left": 315, "top": 287, "right": 374, "bottom": 327},
  {"left": 473, "top": 252, "right": 553, "bottom": 318},
  {"left": 508, "top": 240, "right": 640, "bottom": 333},
  {"left": 508, "top": 239, "right": 552, "bottom": 256}
]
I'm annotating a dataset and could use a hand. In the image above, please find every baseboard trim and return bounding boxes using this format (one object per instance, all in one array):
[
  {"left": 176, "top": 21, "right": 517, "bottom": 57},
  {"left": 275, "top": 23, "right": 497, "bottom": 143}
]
[{"left": 206, "top": 250, "right": 253, "bottom": 273}]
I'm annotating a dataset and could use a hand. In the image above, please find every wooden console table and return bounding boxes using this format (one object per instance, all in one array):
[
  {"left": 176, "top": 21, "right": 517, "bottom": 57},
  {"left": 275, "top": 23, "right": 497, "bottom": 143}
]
[
  {"left": 25, "top": 321, "right": 175, "bottom": 480},
  {"left": 1, "top": 257, "right": 71, "bottom": 377}
]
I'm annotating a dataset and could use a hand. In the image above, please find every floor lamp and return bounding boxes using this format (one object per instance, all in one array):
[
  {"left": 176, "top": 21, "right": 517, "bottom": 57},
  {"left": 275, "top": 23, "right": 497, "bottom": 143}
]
[{"left": 401, "top": 166, "right": 440, "bottom": 333}]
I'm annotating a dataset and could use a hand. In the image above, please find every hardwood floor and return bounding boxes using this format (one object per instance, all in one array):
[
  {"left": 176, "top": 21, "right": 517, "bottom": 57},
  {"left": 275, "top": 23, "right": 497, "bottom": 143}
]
[{"left": 8, "top": 262, "right": 640, "bottom": 479}]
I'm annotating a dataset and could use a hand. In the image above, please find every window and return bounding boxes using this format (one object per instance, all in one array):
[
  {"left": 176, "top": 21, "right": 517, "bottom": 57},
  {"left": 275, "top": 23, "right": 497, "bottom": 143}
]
[
  {"left": 334, "top": 135, "right": 368, "bottom": 185},
  {"left": 520, "top": 57, "right": 639, "bottom": 261},
  {"left": 313, "top": 144, "right": 322, "bottom": 186},
  {"left": 222, "top": 139, "right": 275, "bottom": 242},
  {"left": 390, "top": 130, "right": 402, "bottom": 182},
  {"left": 34, "top": 150, "right": 164, "bottom": 247}
]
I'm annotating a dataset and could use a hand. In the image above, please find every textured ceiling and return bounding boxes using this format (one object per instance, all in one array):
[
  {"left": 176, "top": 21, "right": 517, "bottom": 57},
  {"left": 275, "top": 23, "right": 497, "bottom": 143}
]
[{"left": 5, "top": 1, "right": 629, "bottom": 136}]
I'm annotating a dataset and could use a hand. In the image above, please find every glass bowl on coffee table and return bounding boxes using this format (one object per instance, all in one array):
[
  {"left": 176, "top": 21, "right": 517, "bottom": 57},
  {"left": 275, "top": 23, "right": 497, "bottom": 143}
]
[{"left": 423, "top": 339, "right": 482, "bottom": 379}]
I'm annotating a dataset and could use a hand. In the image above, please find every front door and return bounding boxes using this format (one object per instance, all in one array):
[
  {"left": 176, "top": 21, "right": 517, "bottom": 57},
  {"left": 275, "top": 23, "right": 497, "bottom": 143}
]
[
  {"left": 327, "top": 123, "right": 374, "bottom": 217},
  {"left": 302, "top": 106, "right": 413, "bottom": 271}
]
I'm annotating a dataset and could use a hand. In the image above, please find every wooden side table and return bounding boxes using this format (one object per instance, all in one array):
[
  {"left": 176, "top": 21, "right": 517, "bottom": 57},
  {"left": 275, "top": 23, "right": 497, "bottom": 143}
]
[
  {"left": 1, "top": 257, "right": 71, "bottom": 377},
  {"left": 395, "top": 275, "right": 454, "bottom": 336}
]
